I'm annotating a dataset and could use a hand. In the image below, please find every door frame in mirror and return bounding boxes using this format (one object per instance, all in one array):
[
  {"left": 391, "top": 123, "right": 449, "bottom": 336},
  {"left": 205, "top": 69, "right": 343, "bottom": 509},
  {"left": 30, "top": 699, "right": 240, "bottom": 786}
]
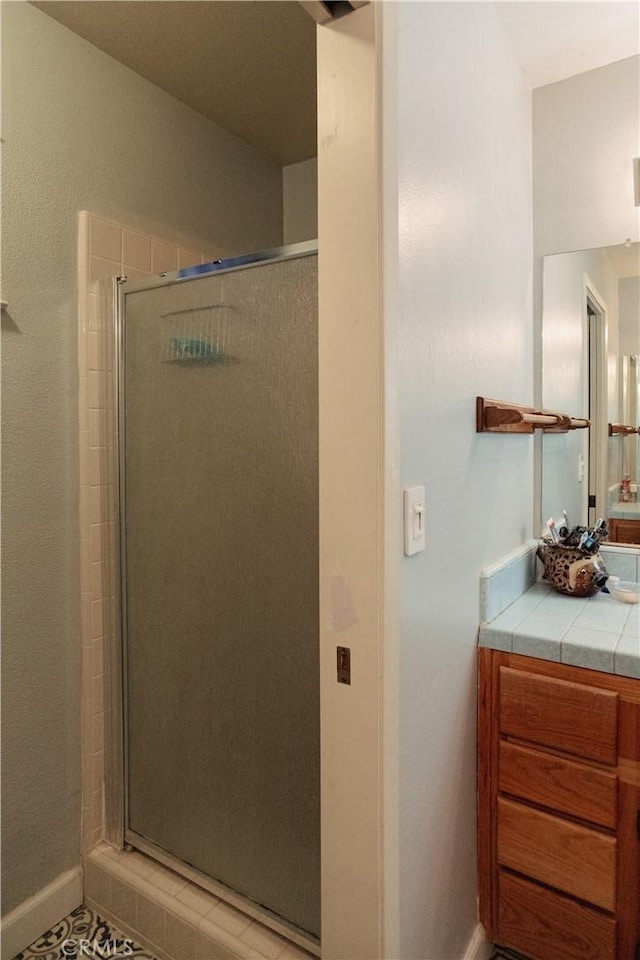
[{"left": 584, "top": 274, "right": 609, "bottom": 526}]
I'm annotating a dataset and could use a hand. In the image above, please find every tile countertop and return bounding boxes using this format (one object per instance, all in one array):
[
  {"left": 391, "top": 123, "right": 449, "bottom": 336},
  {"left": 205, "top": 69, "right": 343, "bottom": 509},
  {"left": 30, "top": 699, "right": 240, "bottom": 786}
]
[
  {"left": 609, "top": 500, "right": 640, "bottom": 520},
  {"left": 479, "top": 581, "right": 640, "bottom": 679}
]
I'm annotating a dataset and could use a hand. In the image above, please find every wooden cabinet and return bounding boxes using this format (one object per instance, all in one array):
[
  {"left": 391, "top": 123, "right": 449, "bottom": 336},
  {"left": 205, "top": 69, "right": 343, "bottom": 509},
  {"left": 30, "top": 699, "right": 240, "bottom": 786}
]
[
  {"left": 608, "top": 518, "right": 640, "bottom": 545},
  {"left": 478, "top": 649, "right": 640, "bottom": 960}
]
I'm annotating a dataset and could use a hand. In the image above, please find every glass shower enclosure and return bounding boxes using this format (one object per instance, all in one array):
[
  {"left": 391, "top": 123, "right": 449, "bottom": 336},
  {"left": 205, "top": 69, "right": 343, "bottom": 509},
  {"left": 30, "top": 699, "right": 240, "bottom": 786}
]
[{"left": 116, "top": 242, "right": 320, "bottom": 940}]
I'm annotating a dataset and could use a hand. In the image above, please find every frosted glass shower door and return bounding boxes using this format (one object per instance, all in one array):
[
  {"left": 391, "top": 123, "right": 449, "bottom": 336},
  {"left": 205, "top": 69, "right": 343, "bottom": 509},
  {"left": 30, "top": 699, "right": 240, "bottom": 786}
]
[{"left": 121, "top": 253, "right": 319, "bottom": 938}]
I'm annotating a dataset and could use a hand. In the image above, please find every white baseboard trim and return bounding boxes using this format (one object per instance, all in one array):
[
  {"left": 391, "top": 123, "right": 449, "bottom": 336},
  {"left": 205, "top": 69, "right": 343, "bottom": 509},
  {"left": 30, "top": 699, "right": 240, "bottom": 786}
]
[
  {"left": 1, "top": 866, "right": 83, "bottom": 960},
  {"left": 463, "top": 923, "right": 493, "bottom": 960}
]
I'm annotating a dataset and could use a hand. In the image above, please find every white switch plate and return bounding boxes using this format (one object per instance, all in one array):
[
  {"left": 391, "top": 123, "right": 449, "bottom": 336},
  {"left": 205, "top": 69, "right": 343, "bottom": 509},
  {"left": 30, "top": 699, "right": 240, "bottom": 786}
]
[{"left": 404, "top": 486, "right": 426, "bottom": 556}]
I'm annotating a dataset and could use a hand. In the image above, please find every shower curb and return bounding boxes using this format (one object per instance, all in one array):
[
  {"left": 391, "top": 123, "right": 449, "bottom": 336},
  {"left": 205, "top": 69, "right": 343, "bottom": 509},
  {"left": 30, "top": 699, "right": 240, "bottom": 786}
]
[{"left": 84, "top": 845, "right": 316, "bottom": 960}]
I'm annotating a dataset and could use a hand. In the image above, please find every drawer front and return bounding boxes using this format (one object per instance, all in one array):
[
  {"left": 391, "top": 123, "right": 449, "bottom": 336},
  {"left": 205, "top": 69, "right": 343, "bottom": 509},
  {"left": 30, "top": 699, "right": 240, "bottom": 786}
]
[
  {"left": 498, "top": 870, "right": 617, "bottom": 960},
  {"left": 499, "top": 666, "right": 618, "bottom": 764},
  {"left": 497, "top": 797, "right": 616, "bottom": 911},
  {"left": 499, "top": 741, "right": 618, "bottom": 828},
  {"left": 609, "top": 518, "right": 640, "bottom": 545}
]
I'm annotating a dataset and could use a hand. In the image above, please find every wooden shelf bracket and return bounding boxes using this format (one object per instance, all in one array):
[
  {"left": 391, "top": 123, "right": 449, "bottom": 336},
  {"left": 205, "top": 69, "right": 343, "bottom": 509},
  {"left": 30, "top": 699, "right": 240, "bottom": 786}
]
[{"left": 476, "top": 397, "right": 590, "bottom": 435}]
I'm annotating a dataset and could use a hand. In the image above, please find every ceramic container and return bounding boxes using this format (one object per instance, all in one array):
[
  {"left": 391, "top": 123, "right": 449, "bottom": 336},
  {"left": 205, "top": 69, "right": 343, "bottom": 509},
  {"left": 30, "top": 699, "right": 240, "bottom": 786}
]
[{"left": 537, "top": 542, "right": 608, "bottom": 597}]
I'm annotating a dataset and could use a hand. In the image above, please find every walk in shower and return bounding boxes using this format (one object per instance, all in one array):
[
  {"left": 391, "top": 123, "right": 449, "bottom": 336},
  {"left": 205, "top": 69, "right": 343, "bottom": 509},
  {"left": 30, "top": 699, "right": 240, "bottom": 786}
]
[{"left": 114, "top": 242, "right": 320, "bottom": 940}]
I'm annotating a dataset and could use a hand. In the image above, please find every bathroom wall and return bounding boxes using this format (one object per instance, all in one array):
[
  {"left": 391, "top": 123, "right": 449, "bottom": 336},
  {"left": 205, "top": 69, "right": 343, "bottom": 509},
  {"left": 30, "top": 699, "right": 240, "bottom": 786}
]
[
  {"left": 317, "top": 8, "right": 389, "bottom": 954},
  {"left": 283, "top": 158, "right": 318, "bottom": 244},
  {"left": 619, "top": 276, "right": 640, "bottom": 356},
  {"left": 533, "top": 55, "right": 640, "bottom": 258},
  {"left": 384, "top": 4, "right": 533, "bottom": 956},
  {"left": 1, "top": 0, "right": 283, "bottom": 920}
]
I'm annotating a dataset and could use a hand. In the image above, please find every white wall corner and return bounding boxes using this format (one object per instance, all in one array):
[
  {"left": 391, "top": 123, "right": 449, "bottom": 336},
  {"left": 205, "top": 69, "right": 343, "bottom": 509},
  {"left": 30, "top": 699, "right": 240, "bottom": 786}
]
[
  {"left": 463, "top": 923, "right": 493, "bottom": 960},
  {"left": 0, "top": 866, "right": 83, "bottom": 960}
]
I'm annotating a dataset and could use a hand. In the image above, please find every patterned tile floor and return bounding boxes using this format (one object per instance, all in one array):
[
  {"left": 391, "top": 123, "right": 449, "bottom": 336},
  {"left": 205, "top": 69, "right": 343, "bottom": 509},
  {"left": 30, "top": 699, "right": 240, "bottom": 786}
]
[
  {"left": 13, "top": 905, "right": 526, "bottom": 960},
  {"left": 12, "top": 905, "right": 157, "bottom": 960}
]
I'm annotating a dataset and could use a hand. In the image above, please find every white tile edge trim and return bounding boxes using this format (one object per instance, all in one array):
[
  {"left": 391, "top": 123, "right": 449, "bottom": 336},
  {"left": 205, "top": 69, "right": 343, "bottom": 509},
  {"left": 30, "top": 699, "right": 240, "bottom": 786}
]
[
  {"left": 462, "top": 923, "right": 493, "bottom": 960},
  {"left": 0, "top": 866, "right": 83, "bottom": 960}
]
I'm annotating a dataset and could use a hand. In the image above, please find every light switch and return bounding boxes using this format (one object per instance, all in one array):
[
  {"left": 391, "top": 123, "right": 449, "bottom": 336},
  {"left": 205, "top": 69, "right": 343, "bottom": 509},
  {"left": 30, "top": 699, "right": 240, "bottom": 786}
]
[{"left": 404, "top": 486, "right": 426, "bottom": 556}]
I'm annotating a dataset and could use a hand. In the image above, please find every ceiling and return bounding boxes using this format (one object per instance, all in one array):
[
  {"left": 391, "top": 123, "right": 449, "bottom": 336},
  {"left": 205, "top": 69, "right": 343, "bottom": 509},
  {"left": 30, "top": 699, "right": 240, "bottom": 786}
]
[
  {"left": 31, "top": 2, "right": 639, "bottom": 167},
  {"left": 30, "top": 1, "right": 317, "bottom": 166},
  {"left": 494, "top": 1, "right": 640, "bottom": 88}
]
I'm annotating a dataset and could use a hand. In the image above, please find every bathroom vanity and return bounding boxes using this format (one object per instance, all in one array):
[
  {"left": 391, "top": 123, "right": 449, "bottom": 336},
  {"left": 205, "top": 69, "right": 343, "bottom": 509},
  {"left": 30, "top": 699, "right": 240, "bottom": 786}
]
[
  {"left": 608, "top": 505, "right": 640, "bottom": 546},
  {"left": 477, "top": 540, "right": 640, "bottom": 960},
  {"left": 478, "top": 647, "right": 640, "bottom": 960}
]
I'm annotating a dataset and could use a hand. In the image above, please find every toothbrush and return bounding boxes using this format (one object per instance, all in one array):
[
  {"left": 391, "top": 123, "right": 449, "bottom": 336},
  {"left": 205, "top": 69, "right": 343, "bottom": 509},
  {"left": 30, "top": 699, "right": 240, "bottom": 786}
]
[{"left": 546, "top": 518, "right": 560, "bottom": 543}]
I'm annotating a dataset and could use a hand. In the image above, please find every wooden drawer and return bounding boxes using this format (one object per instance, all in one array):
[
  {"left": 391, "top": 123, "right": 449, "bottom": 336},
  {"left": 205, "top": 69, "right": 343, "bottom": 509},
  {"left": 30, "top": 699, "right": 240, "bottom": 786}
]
[
  {"left": 498, "top": 870, "right": 616, "bottom": 960},
  {"left": 499, "top": 666, "right": 618, "bottom": 764},
  {"left": 499, "top": 741, "right": 618, "bottom": 828},
  {"left": 497, "top": 797, "right": 617, "bottom": 911},
  {"left": 609, "top": 518, "right": 640, "bottom": 545}
]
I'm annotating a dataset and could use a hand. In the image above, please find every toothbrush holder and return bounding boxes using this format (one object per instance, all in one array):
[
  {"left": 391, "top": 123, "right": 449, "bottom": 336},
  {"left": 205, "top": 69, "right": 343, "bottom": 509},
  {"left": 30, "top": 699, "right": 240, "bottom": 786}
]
[{"left": 537, "top": 542, "right": 608, "bottom": 597}]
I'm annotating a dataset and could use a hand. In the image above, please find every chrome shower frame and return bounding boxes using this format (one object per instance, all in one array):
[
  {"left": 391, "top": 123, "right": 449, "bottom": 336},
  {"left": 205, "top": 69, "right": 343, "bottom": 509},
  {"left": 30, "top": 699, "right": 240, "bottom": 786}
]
[{"left": 106, "top": 240, "right": 319, "bottom": 951}]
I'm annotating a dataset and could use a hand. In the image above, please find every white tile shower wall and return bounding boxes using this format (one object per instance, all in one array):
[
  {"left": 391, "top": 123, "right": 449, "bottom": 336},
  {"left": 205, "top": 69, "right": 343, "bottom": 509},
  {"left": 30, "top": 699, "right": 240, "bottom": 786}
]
[{"left": 77, "top": 212, "right": 215, "bottom": 852}]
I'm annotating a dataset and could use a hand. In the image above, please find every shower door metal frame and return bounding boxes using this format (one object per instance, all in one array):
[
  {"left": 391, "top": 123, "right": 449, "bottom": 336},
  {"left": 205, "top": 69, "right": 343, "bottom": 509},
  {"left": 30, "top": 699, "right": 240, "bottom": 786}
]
[{"left": 108, "top": 240, "right": 320, "bottom": 952}]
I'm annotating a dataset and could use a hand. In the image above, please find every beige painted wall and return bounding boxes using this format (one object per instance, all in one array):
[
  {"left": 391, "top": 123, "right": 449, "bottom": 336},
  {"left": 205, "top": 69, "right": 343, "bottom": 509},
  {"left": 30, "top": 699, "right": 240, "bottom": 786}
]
[
  {"left": 283, "top": 158, "right": 318, "bottom": 245},
  {"left": 1, "top": 0, "right": 283, "bottom": 917},
  {"left": 317, "top": 6, "right": 391, "bottom": 956}
]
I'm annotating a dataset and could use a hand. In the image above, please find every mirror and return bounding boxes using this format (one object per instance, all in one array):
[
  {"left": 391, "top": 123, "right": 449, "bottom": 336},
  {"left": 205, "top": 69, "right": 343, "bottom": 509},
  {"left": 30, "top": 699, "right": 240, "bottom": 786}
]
[
  {"left": 541, "top": 242, "right": 640, "bottom": 544},
  {"left": 609, "top": 353, "right": 640, "bottom": 535}
]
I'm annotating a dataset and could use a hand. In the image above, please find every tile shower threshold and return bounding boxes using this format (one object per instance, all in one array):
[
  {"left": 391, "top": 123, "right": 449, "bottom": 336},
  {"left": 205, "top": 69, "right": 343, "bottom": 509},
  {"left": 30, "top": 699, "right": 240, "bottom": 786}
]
[{"left": 85, "top": 843, "right": 318, "bottom": 960}]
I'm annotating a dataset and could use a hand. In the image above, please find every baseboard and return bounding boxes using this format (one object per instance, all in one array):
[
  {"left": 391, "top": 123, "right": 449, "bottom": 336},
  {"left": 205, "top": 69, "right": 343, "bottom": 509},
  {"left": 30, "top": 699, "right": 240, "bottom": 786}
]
[
  {"left": 463, "top": 923, "right": 493, "bottom": 960},
  {"left": 0, "top": 866, "right": 83, "bottom": 960}
]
